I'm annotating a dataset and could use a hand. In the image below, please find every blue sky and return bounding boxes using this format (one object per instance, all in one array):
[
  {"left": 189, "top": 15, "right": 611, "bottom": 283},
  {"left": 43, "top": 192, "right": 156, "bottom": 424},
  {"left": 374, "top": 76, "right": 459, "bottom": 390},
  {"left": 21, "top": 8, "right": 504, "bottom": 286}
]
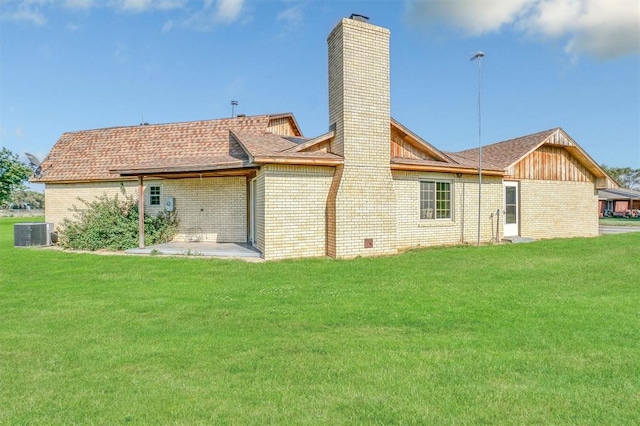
[{"left": 1, "top": 0, "right": 639, "bottom": 187}]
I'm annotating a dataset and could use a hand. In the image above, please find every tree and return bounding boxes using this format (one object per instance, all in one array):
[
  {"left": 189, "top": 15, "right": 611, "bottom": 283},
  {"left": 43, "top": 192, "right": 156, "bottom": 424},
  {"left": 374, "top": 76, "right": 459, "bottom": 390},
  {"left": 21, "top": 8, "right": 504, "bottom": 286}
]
[
  {"left": 6, "top": 189, "right": 45, "bottom": 209},
  {"left": 0, "top": 147, "right": 32, "bottom": 205},
  {"left": 600, "top": 165, "right": 640, "bottom": 190}
]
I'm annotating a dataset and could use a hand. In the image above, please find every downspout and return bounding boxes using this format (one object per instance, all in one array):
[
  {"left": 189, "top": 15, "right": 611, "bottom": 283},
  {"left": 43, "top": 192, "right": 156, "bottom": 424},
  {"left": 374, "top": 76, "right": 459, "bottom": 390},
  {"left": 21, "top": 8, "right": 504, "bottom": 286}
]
[{"left": 138, "top": 176, "right": 145, "bottom": 249}]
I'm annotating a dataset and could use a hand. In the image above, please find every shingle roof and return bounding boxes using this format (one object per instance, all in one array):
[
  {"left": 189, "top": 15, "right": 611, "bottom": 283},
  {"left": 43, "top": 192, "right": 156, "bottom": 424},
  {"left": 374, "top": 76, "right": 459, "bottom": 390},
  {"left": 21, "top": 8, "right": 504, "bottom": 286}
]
[
  {"left": 599, "top": 188, "right": 640, "bottom": 200},
  {"left": 34, "top": 114, "right": 290, "bottom": 182},
  {"left": 38, "top": 112, "right": 593, "bottom": 183},
  {"left": 231, "top": 130, "right": 342, "bottom": 164},
  {"left": 452, "top": 128, "right": 558, "bottom": 170}
]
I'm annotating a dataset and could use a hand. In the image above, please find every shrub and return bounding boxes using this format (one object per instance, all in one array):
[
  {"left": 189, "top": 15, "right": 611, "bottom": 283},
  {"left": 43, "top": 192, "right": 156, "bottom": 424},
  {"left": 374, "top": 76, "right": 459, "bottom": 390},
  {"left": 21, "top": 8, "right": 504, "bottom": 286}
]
[{"left": 59, "top": 192, "right": 178, "bottom": 251}]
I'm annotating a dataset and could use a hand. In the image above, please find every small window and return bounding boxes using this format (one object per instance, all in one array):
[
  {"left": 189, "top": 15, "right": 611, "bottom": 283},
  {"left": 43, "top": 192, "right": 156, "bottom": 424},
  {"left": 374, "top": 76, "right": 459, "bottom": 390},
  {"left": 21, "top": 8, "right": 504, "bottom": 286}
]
[
  {"left": 420, "top": 181, "right": 452, "bottom": 220},
  {"left": 149, "top": 186, "right": 161, "bottom": 206}
]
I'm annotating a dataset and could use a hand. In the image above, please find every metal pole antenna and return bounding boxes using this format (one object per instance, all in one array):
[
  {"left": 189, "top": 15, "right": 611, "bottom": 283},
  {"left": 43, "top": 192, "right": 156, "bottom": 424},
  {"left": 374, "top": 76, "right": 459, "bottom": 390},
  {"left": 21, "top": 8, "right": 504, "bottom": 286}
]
[{"left": 470, "top": 51, "right": 484, "bottom": 246}]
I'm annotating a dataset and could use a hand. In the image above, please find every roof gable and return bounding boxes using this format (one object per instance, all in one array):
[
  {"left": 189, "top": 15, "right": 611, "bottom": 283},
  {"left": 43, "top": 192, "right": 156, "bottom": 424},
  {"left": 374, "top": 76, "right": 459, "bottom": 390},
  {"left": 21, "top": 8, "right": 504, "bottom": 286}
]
[
  {"left": 286, "top": 131, "right": 334, "bottom": 154},
  {"left": 455, "top": 128, "right": 611, "bottom": 186},
  {"left": 231, "top": 130, "right": 342, "bottom": 165},
  {"left": 267, "top": 113, "right": 303, "bottom": 137},
  {"left": 390, "top": 118, "right": 453, "bottom": 163}
]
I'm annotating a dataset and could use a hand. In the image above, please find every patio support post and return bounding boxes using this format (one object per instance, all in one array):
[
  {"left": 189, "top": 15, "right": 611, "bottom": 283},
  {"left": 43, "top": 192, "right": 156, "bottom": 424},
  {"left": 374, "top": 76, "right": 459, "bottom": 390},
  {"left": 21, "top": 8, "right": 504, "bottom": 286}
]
[{"left": 138, "top": 176, "right": 145, "bottom": 249}]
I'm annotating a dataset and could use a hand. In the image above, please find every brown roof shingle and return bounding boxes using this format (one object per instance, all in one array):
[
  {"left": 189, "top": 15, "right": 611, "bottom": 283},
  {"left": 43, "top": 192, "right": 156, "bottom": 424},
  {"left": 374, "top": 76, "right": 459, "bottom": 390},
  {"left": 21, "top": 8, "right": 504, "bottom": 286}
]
[
  {"left": 36, "top": 115, "right": 275, "bottom": 182},
  {"left": 452, "top": 128, "right": 558, "bottom": 170}
]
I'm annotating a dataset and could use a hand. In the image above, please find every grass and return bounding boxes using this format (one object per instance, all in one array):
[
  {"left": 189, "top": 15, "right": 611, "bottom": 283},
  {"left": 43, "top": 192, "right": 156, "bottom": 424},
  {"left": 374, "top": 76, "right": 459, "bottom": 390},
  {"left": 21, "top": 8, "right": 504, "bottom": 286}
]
[
  {"left": 600, "top": 217, "right": 640, "bottom": 227},
  {"left": 1, "top": 217, "right": 639, "bottom": 424}
]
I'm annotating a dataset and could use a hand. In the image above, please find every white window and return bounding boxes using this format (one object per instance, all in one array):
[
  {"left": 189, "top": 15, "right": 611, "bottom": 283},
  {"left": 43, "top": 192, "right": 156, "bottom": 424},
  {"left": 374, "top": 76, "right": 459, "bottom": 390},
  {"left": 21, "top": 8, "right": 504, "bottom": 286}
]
[
  {"left": 149, "top": 185, "right": 161, "bottom": 206},
  {"left": 420, "top": 181, "right": 452, "bottom": 220}
]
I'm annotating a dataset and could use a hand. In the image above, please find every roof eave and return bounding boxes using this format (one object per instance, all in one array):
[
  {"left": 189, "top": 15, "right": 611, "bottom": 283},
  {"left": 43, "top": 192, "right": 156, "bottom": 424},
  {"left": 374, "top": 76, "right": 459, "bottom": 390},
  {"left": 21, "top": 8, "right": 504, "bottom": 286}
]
[
  {"left": 391, "top": 162, "right": 505, "bottom": 176},
  {"left": 252, "top": 156, "right": 343, "bottom": 166},
  {"left": 110, "top": 161, "right": 252, "bottom": 176}
]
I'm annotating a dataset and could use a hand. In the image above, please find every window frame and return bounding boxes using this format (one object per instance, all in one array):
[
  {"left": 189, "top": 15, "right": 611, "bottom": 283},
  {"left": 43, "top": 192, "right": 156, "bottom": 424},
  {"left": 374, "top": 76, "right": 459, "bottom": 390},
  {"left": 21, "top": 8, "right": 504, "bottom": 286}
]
[
  {"left": 420, "top": 180, "right": 453, "bottom": 220},
  {"left": 149, "top": 185, "right": 161, "bottom": 206}
]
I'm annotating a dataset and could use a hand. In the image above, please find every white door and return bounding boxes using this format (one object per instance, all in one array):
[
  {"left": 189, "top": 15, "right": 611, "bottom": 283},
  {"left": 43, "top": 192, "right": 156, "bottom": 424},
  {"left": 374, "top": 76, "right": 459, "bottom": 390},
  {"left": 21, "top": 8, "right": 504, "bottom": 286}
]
[
  {"left": 249, "top": 178, "right": 256, "bottom": 246},
  {"left": 504, "top": 182, "right": 519, "bottom": 237}
]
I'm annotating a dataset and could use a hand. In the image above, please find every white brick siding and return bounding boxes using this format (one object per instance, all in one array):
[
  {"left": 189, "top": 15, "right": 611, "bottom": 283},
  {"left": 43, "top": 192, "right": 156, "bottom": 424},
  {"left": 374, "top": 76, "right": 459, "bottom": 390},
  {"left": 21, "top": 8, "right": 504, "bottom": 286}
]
[
  {"left": 394, "top": 171, "right": 504, "bottom": 248},
  {"left": 45, "top": 177, "right": 247, "bottom": 243},
  {"left": 519, "top": 180, "right": 598, "bottom": 238},
  {"left": 259, "top": 164, "right": 333, "bottom": 260}
]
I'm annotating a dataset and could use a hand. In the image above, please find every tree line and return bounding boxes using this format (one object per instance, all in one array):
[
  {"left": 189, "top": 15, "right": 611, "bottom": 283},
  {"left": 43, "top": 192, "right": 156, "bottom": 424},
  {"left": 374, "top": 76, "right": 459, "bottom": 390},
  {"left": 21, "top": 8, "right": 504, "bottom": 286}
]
[
  {"left": 600, "top": 165, "right": 640, "bottom": 190},
  {"left": 0, "top": 147, "right": 43, "bottom": 209}
]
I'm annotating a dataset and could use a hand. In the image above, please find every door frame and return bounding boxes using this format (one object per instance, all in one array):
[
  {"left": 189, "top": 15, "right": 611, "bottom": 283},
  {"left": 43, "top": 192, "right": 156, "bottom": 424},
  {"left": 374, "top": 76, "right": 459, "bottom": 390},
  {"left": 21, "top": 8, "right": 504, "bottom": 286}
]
[{"left": 503, "top": 181, "right": 519, "bottom": 237}]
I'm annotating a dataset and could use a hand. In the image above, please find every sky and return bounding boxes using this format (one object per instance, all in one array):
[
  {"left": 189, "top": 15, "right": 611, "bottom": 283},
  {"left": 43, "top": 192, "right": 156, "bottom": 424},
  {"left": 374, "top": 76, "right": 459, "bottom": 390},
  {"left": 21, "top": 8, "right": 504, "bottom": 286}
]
[{"left": 1, "top": 0, "right": 639, "bottom": 192}]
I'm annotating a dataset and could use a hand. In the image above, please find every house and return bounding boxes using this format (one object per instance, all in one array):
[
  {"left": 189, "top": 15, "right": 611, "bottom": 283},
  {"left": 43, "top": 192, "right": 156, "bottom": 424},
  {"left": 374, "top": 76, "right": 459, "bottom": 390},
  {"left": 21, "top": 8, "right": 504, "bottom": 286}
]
[
  {"left": 32, "top": 16, "right": 613, "bottom": 260},
  {"left": 598, "top": 188, "right": 640, "bottom": 217}
]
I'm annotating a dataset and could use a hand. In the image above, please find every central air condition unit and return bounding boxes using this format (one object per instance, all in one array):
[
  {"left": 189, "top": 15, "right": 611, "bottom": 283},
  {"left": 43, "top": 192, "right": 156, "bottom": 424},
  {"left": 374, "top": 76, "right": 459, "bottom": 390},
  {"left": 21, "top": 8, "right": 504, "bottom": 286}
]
[{"left": 14, "top": 223, "right": 54, "bottom": 247}]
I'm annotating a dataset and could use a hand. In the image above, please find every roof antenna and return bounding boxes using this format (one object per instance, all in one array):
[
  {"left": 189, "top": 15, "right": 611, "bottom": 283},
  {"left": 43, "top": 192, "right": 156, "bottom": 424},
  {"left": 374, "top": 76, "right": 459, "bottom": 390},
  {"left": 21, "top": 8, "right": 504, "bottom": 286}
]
[
  {"left": 231, "top": 100, "right": 238, "bottom": 118},
  {"left": 25, "top": 152, "right": 42, "bottom": 178},
  {"left": 140, "top": 112, "right": 149, "bottom": 126}
]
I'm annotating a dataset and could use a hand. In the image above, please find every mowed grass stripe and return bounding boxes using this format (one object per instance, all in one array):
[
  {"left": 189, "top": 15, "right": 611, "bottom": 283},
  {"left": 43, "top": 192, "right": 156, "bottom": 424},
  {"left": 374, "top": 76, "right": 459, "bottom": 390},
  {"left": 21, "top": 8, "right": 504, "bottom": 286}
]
[{"left": 1, "top": 218, "right": 638, "bottom": 424}]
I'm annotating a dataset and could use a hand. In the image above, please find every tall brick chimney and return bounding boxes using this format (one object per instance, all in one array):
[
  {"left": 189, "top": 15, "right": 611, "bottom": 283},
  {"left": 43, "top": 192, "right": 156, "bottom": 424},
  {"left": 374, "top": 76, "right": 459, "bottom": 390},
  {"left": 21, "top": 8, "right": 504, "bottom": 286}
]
[{"left": 326, "top": 16, "right": 397, "bottom": 258}]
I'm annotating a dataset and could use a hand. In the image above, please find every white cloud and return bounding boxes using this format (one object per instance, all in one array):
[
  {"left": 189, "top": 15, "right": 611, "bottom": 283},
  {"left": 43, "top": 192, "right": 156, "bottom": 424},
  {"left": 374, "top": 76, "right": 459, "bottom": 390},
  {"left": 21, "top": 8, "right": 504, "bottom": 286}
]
[
  {"left": 405, "top": 0, "right": 640, "bottom": 60},
  {"left": 0, "top": 0, "right": 188, "bottom": 22},
  {"left": 215, "top": 0, "right": 244, "bottom": 23},
  {"left": 526, "top": 0, "right": 640, "bottom": 60},
  {"left": 64, "top": 0, "right": 94, "bottom": 8},
  {"left": 277, "top": 4, "right": 303, "bottom": 27},
  {"left": 0, "top": 1, "right": 47, "bottom": 25},
  {"left": 406, "top": 0, "right": 535, "bottom": 35},
  {"left": 162, "top": 19, "right": 174, "bottom": 32},
  {"left": 112, "top": 0, "right": 153, "bottom": 12},
  {"left": 182, "top": 0, "right": 246, "bottom": 31}
]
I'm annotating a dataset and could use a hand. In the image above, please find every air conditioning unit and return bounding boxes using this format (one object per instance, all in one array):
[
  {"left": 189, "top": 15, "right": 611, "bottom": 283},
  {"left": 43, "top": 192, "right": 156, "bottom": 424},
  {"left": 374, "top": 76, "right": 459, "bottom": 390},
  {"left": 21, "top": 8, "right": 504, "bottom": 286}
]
[{"left": 14, "top": 223, "right": 54, "bottom": 247}]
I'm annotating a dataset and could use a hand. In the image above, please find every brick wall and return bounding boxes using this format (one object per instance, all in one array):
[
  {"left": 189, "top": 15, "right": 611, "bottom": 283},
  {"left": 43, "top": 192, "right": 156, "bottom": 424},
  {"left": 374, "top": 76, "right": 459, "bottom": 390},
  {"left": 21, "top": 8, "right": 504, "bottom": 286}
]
[
  {"left": 162, "top": 177, "right": 247, "bottom": 242},
  {"left": 45, "top": 181, "right": 139, "bottom": 230},
  {"left": 519, "top": 179, "right": 598, "bottom": 238},
  {"left": 326, "top": 17, "right": 397, "bottom": 259},
  {"left": 254, "top": 173, "right": 265, "bottom": 254},
  {"left": 394, "top": 171, "right": 504, "bottom": 248},
  {"left": 45, "top": 177, "right": 247, "bottom": 243},
  {"left": 259, "top": 164, "right": 333, "bottom": 260}
]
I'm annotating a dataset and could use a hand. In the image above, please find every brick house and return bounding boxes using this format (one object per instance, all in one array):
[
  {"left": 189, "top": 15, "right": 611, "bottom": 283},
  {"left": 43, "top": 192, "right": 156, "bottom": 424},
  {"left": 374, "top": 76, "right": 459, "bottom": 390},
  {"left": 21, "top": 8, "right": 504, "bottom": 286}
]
[{"left": 33, "top": 16, "right": 612, "bottom": 260}]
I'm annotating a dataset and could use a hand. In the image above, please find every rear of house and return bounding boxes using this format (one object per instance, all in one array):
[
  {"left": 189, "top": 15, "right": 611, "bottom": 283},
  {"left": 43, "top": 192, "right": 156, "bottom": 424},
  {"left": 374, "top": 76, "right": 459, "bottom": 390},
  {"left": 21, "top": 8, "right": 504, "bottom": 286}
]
[{"left": 32, "top": 15, "right": 614, "bottom": 260}]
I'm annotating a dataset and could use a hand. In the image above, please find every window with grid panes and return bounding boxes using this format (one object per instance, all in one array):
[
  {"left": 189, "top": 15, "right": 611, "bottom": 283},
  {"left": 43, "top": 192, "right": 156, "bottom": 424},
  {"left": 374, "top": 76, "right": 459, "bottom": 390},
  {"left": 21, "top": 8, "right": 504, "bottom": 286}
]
[{"left": 420, "top": 181, "right": 451, "bottom": 219}]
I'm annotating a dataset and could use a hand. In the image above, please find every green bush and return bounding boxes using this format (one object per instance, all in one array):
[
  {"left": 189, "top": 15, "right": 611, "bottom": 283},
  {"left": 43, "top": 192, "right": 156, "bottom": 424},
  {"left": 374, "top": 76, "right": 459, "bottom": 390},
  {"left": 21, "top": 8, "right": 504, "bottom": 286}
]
[{"left": 59, "top": 192, "right": 178, "bottom": 251}]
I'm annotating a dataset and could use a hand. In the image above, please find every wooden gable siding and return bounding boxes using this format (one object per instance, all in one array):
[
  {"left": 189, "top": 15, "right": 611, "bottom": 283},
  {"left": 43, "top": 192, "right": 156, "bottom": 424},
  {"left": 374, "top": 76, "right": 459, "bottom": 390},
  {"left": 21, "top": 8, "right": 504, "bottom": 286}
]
[
  {"left": 508, "top": 145, "right": 593, "bottom": 182},
  {"left": 390, "top": 129, "right": 436, "bottom": 160},
  {"left": 267, "top": 117, "right": 297, "bottom": 136},
  {"left": 301, "top": 140, "right": 331, "bottom": 154},
  {"left": 546, "top": 129, "right": 573, "bottom": 147}
]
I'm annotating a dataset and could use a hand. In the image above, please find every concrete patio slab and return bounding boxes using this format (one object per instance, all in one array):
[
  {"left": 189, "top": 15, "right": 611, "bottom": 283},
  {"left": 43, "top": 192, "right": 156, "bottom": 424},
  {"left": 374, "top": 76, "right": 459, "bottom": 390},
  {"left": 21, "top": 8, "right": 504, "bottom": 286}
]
[
  {"left": 502, "top": 236, "right": 536, "bottom": 244},
  {"left": 126, "top": 241, "right": 262, "bottom": 258}
]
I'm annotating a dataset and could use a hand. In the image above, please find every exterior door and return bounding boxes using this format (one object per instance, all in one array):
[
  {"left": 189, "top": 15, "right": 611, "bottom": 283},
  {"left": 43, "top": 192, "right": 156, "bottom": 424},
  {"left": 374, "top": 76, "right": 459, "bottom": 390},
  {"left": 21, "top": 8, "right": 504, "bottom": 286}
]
[{"left": 504, "top": 182, "right": 519, "bottom": 237}]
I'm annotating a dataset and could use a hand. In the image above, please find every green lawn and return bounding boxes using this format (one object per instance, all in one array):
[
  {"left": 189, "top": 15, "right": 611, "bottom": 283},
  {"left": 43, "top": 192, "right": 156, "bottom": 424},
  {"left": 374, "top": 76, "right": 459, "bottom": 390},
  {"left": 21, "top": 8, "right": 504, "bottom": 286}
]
[
  {"left": 1, "top": 217, "right": 639, "bottom": 424},
  {"left": 600, "top": 217, "right": 640, "bottom": 227}
]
